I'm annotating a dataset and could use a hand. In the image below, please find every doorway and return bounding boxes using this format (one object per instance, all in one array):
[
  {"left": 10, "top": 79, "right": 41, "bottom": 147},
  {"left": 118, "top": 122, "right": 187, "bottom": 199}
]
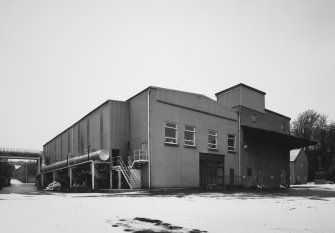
[
  {"left": 111, "top": 149, "right": 120, "bottom": 189},
  {"left": 257, "top": 169, "right": 262, "bottom": 185},
  {"left": 230, "top": 169, "right": 234, "bottom": 186},
  {"left": 199, "top": 153, "right": 224, "bottom": 187},
  {"left": 280, "top": 169, "right": 286, "bottom": 185}
]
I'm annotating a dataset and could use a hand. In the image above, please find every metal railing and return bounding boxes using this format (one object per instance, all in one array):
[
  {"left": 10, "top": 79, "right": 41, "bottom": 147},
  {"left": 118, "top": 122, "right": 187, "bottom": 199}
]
[
  {"left": 128, "top": 149, "right": 148, "bottom": 167},
  {"left": 120, "top": 156, "right": 140, "bottom": 188}
]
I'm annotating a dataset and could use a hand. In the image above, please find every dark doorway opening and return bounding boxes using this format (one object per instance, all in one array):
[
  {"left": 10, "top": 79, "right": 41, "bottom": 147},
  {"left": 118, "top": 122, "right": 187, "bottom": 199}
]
[
  {"left": 111, "top": 149, "right": 120, "bottom": 189},
  {"left": 230, "top": 168, "right": 234, "bottom": 186},
  {"left": 199, "top": 153, "right": 224, "bottom": 187}
]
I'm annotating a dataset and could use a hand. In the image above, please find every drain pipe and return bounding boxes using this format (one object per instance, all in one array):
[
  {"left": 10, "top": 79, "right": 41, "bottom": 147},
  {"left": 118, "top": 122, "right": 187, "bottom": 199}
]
[
  {"left": 238, "top": 110, "right": 241, "bottom": 185},
  {"left": 148, "top": 87, "right": 151, "bottom": 189}
]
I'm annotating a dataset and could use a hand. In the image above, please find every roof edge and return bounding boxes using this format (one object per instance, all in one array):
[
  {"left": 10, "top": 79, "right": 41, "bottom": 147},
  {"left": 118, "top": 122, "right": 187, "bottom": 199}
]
[
  {"left": 215, "top": 83, "right": 266, "bottom": 96},
  {"left": 265, "top": 109, "right": 291, "bottom": 120},
  {"left": 43, "top": 99, "right": 127, "bottom": 146}
]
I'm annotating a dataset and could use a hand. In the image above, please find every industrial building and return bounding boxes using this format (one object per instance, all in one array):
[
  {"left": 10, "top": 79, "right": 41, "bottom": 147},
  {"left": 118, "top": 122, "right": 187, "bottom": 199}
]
[{"left": 41, "top": 84, "right": 314, "bottom": 190}]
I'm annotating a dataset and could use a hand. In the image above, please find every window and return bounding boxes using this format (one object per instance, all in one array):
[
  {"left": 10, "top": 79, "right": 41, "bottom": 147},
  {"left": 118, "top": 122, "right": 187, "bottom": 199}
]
[
  {"left": 208, "top": 130, "right": 218, "bottom": 150},
  {"left": 165, "top": 122, "right": 178, "bottom": 144},
  {"left": 252, "top": 114, "right": 257, "bottom": 123},
  {"left": 184, "top": 125, "right": 195, "bottom": 147},
  {"left": 228, "top": 134, "right": 236, "bottom": 152},
  {"left": 247, "top": 168, "right": 252, "bottom": 176},
  {"left": 301, "top": 163, "right": 303, "bottom": 167}
]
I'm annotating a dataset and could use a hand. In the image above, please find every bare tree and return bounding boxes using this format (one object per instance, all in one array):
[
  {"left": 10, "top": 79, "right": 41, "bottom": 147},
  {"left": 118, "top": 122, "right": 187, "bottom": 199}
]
[
  {"left": 291, "top": 110, "right": 335, "bottom": 181},
  {"left": 291, "top": 110, "right": 327, "bottom": 181},
  {"left": 291, "top": 109, "right": 320, "bottom": 141},
  {"left": 314, "top": 114, "right": 328, "bottom": 152},
  {"left": 326, "top": 122, "right": 335, "bottom": 154}
]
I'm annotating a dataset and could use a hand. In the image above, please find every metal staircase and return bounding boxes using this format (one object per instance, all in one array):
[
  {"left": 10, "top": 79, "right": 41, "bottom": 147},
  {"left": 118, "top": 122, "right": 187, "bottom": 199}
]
[
  {"left": 112, "top": 156, "right": 140, "bottom": 189},
  {"left": 111, "top": 150, "right": 148, "bottom": 189}
]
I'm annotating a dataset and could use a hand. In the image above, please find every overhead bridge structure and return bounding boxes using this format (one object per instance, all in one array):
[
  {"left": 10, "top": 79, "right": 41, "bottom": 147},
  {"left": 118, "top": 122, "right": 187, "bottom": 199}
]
[
  {"left": 0, "top": 147, "right": 42, "bottom": 160},
  {"left": 0, "top": 148, "right": 42, "bottom": 168},
  {"left": 0, "top": 147, "right": 43, "bottom": 183}
]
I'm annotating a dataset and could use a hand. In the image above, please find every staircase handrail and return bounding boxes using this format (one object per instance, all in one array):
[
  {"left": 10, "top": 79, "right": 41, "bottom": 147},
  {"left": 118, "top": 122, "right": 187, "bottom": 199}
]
[
  {"left": 111, "top": 156, "right": 129, "bottom": 181},
  {"left": 119, "top": 156, "right": 140, "bottom": 187},
  {"left": 112, "top": 156, "right": 140, "bottom": 188},
  {"left": 126, "top": 156, "right": 141, "bottom": 184},
  {"left": 128, "top": 154, "right": 134, "bottom": 167}
]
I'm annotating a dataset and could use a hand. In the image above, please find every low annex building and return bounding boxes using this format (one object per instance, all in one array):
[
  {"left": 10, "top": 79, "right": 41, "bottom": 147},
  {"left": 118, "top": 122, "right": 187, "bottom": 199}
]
[
  {"left": 290, "top": 149, "right": 308, "bottom": 184},
  {"left": 41, "top": 84, "right": 314, "bottom": 190}
]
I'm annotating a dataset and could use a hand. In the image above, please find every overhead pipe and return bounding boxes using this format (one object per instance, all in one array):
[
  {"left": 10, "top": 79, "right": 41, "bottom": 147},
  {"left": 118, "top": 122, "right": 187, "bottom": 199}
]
[{"left": 41, "top": 149, "right": 109, "bottom": 173}]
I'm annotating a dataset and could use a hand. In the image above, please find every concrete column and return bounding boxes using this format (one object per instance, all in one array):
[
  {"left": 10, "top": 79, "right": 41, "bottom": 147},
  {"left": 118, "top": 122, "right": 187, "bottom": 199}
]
[
  {"left": 91, "top": 163, "right": 95, "bottom": 190},
  {"left": 118, "top": 170, "right": 121, "bottom": 189}
]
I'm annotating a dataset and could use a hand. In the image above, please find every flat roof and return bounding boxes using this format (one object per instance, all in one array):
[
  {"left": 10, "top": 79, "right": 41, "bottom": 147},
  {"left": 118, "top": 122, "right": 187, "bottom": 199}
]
[
  {"left": 215, "top": 83, "right": 266, "bottom": 96},
  {"left": 242, "top": 125, "right": 316, "bottom": 149}
]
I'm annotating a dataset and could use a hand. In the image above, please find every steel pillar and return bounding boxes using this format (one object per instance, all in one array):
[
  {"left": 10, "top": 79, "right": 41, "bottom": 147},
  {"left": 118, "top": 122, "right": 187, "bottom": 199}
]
[
  {"left": 68, "top": 167, "right": 73, "bottom": 188},
  {"left": 110, "top": 168, "right": 113, "bottom": 189},
  {"left": 91, "top": 163, "right": 95, "bottom": 190},
  {"left": 118, "top": 170, "right": 121, "bottom": 189}
]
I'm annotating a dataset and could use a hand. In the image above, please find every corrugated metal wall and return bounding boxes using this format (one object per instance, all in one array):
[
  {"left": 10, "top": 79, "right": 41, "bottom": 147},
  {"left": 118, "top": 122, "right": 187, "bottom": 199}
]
[
  {"left": 43, "top": 100, "right": 130, "bottom": 164},
  {"left": 110, "top": 101, "right": 129, "bottom": 157},
  {"left": 129, "top": 90, "right": 148, "bottom": 152},
  {"left": 89, "top": 108, "right": 100, "bottom": 152}
]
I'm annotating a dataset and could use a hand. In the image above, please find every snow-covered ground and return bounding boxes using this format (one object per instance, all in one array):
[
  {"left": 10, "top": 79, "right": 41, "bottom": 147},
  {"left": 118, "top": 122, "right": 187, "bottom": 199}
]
[{"left": 1, "top": 180, "right": 335, "bottom": 233}]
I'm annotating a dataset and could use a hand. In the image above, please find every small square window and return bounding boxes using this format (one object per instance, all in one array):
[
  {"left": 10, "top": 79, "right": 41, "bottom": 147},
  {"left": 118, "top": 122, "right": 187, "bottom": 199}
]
[
  {"left": 184, "top": 125, "right": 195, "bottom": 147},
  {"left": 252, "top": 114, "right": 257, "bottom": 123},
  {"left": 228, "top": 134, "right": 236, "bottom": 152},
  {"left": 165, "top": 122, "right": 178, "bottom": 144},
  {"left": 208, "top": 130, "right": 218, "bottom": 150}
]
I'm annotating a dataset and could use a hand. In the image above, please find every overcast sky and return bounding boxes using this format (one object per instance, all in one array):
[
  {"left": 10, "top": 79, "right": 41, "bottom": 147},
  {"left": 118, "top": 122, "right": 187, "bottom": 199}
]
[{"left": 1, "top": 0, "right": 334, "bottom": 150}]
